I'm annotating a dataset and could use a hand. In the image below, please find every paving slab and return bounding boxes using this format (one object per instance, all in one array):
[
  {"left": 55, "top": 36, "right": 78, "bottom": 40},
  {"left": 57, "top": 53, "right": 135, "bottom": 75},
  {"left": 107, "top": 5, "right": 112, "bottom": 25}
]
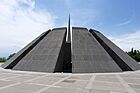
[
  {"left": 122, "top": 78, "right": 140, "bottom": 84},
  {"left": 0, "top": 67, "right": 139, "bottom": 93},
  {"left": 94, "top": 75, "right": 120, "bottom": 83},
  {"left": 68, "top": 75, "right": 92, "bottom": 80},
  {"left": 6, "top": 75, "right": 37, "bottom": 82},
  {"left": 56, "top": 79, "right": 89, "bottom": 89},
  {"left": 0, "top": 80, "right": 17, "bottom": 87},
  {"left": 40, "top": 87, "right": 83, "bottom": 93},
  {"left": 85, "top": 89, "right": 110, "bottom": 93},
  {"left": 28, "top": 76, "right": 62, "bottom": 85},
  {"left": 0, "top": 83, "right": 46, "bottom": 93}
]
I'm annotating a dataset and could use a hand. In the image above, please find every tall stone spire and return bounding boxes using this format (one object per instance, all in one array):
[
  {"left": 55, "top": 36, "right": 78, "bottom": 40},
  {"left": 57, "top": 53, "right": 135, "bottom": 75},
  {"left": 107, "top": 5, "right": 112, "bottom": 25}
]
[{"left": 67, "top": 14, "right": 71, "bottom": 43}]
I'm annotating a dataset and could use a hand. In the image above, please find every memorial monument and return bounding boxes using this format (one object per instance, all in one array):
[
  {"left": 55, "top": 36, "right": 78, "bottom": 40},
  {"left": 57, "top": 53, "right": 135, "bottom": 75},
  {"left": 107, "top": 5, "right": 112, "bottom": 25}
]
[{"left": 2, "top": 17, "right": 140, "bottom": 73}]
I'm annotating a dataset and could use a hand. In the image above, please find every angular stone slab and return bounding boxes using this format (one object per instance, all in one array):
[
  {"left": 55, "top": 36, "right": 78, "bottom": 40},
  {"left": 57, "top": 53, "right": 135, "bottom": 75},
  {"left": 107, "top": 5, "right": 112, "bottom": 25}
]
[
  {"left": 72, "top": 27, "right": 122, "bottom": 73},
  {"left": 3, "top": 28, "right": 67, "bottom": 73},
  {"left": 90, "top": 29, "right": 140, "bottom": 71},
  {"left": 1, "top": 30, "right": 51, "bottom": 69}
]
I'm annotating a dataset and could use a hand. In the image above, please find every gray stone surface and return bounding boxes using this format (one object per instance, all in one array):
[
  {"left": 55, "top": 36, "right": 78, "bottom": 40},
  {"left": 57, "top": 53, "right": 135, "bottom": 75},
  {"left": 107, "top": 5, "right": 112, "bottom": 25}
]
[
  {"left": 1, "top": 31, "right": 50, "bottom": 69},
  {"left": 0, "top": 67, "right": 139, "bottom": 93},
  {"left": 66, "top": 14, "right": 71, "bottom": 43},
  {"left": 13, "top": 28, "right": 67, "bottom": 72},
  {"left": 90, "top": 29, "right": 140, "bottom": 71},
  {"left": 72, "top": 27, "right": 122, "bottom": 73}
]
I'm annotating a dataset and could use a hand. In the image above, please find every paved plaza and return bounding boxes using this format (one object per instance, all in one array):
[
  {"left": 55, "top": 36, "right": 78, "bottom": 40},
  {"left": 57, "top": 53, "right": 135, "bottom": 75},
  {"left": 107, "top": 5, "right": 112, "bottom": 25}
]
[{"left": 0, "top": 64, "right": 140, "bottom": 93}]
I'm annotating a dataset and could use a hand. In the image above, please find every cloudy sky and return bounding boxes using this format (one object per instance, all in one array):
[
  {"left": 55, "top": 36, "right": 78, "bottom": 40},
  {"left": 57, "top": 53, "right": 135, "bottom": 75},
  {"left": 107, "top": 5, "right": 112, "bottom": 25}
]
[{"left": 0, "top": 0, "right": 140, "bottom": 57}]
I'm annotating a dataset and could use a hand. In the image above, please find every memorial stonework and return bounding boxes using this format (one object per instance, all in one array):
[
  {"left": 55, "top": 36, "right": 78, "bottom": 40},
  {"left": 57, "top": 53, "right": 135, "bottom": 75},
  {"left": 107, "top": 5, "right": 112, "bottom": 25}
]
[{"left": 2, "top": 19, "right": 140, "bottom": 73}]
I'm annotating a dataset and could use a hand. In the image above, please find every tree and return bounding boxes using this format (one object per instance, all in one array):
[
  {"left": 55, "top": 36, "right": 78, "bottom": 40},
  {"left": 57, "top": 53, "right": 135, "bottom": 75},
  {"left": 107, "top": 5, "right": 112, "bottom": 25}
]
[
  {"left": 0, "top": 57, "right": 7, "bottom": 62},
  {"left": 127, "top": 48, "right": 140, "bottom": 62}
]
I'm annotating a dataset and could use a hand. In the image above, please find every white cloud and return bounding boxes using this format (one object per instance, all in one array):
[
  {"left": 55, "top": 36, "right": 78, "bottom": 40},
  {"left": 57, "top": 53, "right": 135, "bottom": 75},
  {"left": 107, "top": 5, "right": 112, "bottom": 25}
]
[
  {"left": 109, "top": 30, "right": 140, "bottom": 51},
  {"left": 0, "top": 0, "right": 55, "bottom": 57},
  {"left": 115, "top": 12, "right": 135, "bottom": 27},
  {"left": 116, "top": 20, "right": 132, "bottom": 26}
]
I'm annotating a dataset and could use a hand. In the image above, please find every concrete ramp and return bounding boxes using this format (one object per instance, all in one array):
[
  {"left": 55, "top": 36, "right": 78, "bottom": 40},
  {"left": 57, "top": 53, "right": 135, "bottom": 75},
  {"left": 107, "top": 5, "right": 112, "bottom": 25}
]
[{"left": 72, "top": 27, "right": 122, "bottom": 73}]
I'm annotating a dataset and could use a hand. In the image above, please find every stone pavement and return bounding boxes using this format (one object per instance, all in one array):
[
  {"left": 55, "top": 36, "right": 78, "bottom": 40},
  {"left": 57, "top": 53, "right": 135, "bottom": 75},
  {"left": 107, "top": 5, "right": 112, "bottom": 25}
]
[{"left": 0, "top": 64, "right": 140, "bottom": 93}]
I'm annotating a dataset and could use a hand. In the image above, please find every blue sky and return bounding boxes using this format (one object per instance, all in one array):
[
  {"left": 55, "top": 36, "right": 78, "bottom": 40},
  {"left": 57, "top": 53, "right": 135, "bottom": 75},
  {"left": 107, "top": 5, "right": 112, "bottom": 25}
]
[
  {"left": 0, "top": 0, "right": 140, "bottom": 57},
  {"left": 35, "top": 0, "right": 140, "bottom": 34}
]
